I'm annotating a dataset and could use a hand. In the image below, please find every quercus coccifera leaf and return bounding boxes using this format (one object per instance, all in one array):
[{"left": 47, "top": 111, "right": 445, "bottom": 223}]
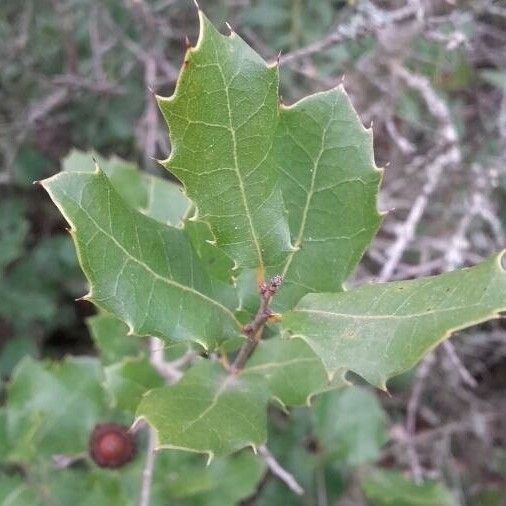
[
  {"left": 87, "top": 312, "right": 142, "bottom": 364},
  {"left": 62, "top": 149, "right": 192, "bottom": 227},
  {"left": 4, "top": 357, "right": 108, "bottom": 463},
  {"left": 41, "top": 169, "right": 242, "bottom": 350},
  {"left": 136, "top": 360, "right": 270, "bottom": 458},
  {"left": 282, "top": 252, "right": 506, "bottom": 388},
  {"left": 158, "top": 10, "right": 292, "bottom": 270},
  {"left": 270, "top": 88, "right": 383, "bottom": 310},
  {"left": 314, "top": 387, "right": 387, "bottom": 466},
  {"left": 242, "top": 337, "right": 346, "bottom": 407},
  {"left": 104, "top": 356, "right": 164, "bottom": 414}
]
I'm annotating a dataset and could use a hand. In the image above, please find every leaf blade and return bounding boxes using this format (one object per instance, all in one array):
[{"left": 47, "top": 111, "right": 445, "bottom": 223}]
[
  {"left": 137, "top": 361, "right": 269, "bottom": 457},
  {"left": 271, "top": 87, "right": 382, "bottom": 310},
  {"left": 158, "top": 11, "right": 292, "bottom": 270},
  {"left": 41, "top": 169, "right": 242, "bottom": 349},
  {"left": 282, "top": 253, "right": 506, "bottom": 387}
]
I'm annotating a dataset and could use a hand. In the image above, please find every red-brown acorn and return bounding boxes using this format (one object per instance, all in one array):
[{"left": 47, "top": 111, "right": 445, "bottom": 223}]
[{"left": 89, "top": 423, "right": 136, "bottom": 468}]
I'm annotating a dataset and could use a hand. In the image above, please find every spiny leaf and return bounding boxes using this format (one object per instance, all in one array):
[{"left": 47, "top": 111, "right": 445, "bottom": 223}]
[
  {"left": 62, "top": 149, "right": 191, "bottom": 226},
  {"left": 41, "top": 169, "right": 242, "bottom": 349},
  {"left": 271, "top": 87, "right": 383, "bottom": 310},
  {"left": 242, "top": 337, "right": 346, "bottom": 407},
  {"left": 87, "top": 313, "right": 141, "bottom": 364},
  {"left": 165, "top": 451, "right": 266, "bottom": 506},
  {"left": 4, "top": 356, "right": 108, "bottom": 463},
  {"left": 282, "top": 253, "right": 506, "bottom": 388},
  {"left": 104, "top": 356, "right": 164, "bottom": 414},
  {"left": 313, "top": 387, "right": 387, "bottom": 466},
  {"left": 136, "top": 360, "right": 269, "bottom": 457},
  {"left": 158, "top": 10, "right": 292, "bottom": 270}
]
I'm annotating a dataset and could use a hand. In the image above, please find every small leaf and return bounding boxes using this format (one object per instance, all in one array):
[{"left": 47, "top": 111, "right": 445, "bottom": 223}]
[
  {"left": 104, "top": 357, "right": 164, "bottom": 414},
  {"left": 271, "top": 87, "right": 382, "bottom": 310},
  {"left": 282, "top": 253, "right": 506, "bottom": 387},
  {"left": 41, "top": 169, "right": 242, "bottom": 349},
  {"left": 243, "top": 337, "right": 346, "bottom": 407},
  {"left": 62, "top": 149, "right": 191, "bottom": 226},
  {"left": 137, "top": 360, "right": 269, "bottom": 457},
  {"left": 313, "top": 387, "right": 387, "bottom": 466},
  {"left": 158, "top": 11, "right": 292, "bottom": 270},
  {"left": 164, "top": 451, "right": 266, "bottom": 506},
  {"left": 361, "top": 470, "right": 456, "bottom": 506},
  {"left": 87, "top": 313, "right": 141, "bottom": 364},
  {"left": 5, "top": 357, "right": 108, "bottom": 463}
]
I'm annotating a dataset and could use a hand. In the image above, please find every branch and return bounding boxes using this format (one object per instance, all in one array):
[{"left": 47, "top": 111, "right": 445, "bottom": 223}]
[
  {"left": 229, "top": 275, "right": 283, "bottom": 374},
  {"left": 258, "top": 445, "right": 304, "bottom": 496},
  {"left": 277, "top": 3, "right": 419, "bottom": 66},
  {"left": 149, "top": 337, "right": 196, "bottom": 384},
  {"left": 378, "top": 146, "right": 460, "bottom": 282},
  {"left": 139, "top": 423, "right": 157, "bottom": 506},
  {"left": 405, "top": 353, "right": 436, "bottom": 484}
]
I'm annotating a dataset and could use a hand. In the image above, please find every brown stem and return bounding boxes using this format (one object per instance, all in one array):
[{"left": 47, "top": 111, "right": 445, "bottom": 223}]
[{"left": 229, "top": 275, "right": 282, "bottom": 374}]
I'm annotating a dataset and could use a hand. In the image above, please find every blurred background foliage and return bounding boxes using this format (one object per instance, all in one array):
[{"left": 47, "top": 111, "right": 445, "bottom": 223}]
[{"left": 1, "top": 0, "right": 506, "bottom": 504}]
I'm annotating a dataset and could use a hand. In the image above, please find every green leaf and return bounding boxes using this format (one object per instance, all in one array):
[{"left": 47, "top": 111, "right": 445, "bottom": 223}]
[
  {"left": 104, "top": 357, "right": 164, "bottom": 414},
  {"left": 271, "top": 88, "right": 382, "bottom": 310},
  {"left": 41, "top": 169, "right": 242, "bottom": 349},
  {"left": 136, "top": 360, "right": 269, "bottom": 457},
  {"left": 282, "top": 253, "right": 506, "bottom": 388},
  {"left": 313, "top": 387, "right": 387, "bottom": 466},
  {"left": 0, "top": 474, "right": 36, "bottom": 506},
  {"left": 158, "top": 10, "right": 292, "bottom": 270},
  {"left": 62, "top": 149, "right": 191, "bottom": 226},
  {"left": 243, "top": 337, "right": 346, "bottom": 407},
  {"left": 87, "top": 313, "right": 142, "bottom": 365},
  {"left": 361, "top": 470, "right": 456, "bottom": 506},
  {"left": 164, "top": 451, "right": 266, "bottom": 506},
  {"left": 4, "top": 356, "right": 108, "bottom": 463}
]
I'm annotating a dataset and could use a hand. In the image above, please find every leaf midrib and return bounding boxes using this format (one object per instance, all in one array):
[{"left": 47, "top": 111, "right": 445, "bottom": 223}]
[
  {"left": 292, "top": 303, "right": 487, "bottom": 321},
  {"left": 213, "top": 42, "right": 264, "bottom": 271}
]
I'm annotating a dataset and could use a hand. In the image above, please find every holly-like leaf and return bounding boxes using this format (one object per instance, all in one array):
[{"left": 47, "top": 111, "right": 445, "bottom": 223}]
[
  {"left": 104, "top": 357, "right": 164, "bottom": 414},
  {"left": 313, "top": 387, "right": 387, "bottom": 466},
  {"left": 271, "top": 88, "right": 382, "bottom": 310},
  {"left": 136, "top": 360, "right": 269, "bottom": 457},
  {"left": 361, "top": 470, "right": 456, "bottom": 506},
  {"left": 87, "top": 313, "right": 142, "bottom": 364},
  {"left": 62, "top": 149, "right": 191, "bottom": 226},
  {"left": 243, "top": 337, "right": 346, "bottom": 407},
  {"left": 163, "top": 451, "right": 266, "bottom": 506},
  {"left": 4, "top": 356, "right": 108, "bottom": 463},
  {"left": 282, "top": 253, "right": 506, "bottom": 388},
  {"left": 41, "top": 169, "right": 242, "bottom": 349},
  {"left": 158, "top": 10, "right": 292, "bottom": 270}
]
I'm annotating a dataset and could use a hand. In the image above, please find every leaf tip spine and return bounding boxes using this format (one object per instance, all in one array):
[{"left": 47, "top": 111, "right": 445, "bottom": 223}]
[
  {"left": 205, "top": 451, "right": 214, "bottom": 466},
  {"left": 225, "top": 21, "right": 234, "bottom": 36}
]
